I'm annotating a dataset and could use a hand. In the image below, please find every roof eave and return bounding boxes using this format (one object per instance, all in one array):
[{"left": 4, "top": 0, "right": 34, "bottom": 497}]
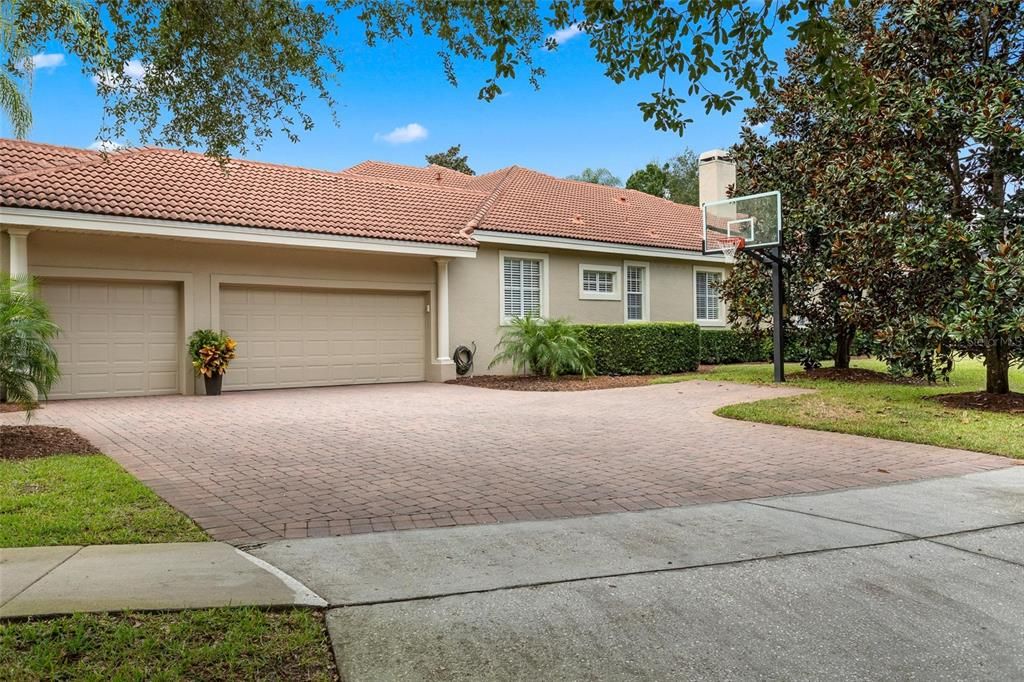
[
  {"left": 472, "top": 229, "right": 728, "bottom": 263},
  {"left": 1, "top": 206, "right": 478, "bottom": 258}
]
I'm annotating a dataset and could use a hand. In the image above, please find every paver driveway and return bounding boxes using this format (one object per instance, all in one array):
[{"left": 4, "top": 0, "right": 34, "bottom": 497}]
[{"left": 8, "top": 381, "right": 1010, "bottom": 544}]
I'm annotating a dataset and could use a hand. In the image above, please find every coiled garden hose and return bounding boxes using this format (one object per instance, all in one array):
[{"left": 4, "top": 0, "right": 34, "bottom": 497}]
[{"left": 453, "top": 342, "right": 476, "bottom": 376}]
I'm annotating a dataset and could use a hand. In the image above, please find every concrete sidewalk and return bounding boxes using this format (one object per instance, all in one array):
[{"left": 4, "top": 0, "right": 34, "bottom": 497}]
[
  {"left": 254, "top": 466, "right": 1024, "bottom": 681},
  {"left": 2, "top": 467, "right": 1022, "bottom": 679},
  {"left": 0, "top": 542, "right": 325, "bottom": 618}
]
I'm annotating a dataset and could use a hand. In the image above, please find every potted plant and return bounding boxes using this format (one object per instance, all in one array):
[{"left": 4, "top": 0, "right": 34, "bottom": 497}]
[{"left": 187, "top": 329, "right": 236, "bottom": 396}]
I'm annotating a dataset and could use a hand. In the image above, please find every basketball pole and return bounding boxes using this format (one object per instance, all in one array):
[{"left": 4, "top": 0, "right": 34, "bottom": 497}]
[{"left": 770, "top": 245, "right": 785, "bottom": 383}]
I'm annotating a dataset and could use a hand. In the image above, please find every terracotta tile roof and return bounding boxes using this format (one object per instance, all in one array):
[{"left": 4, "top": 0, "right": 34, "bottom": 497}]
[
  {"left": 342, "top": 160, "right": 475, "bottom": 189},
  {"left": 0, "top": 141, "right": 482, "bottom": 246},
  {"left": 347, "top": 162, "right": 703, "bottom": 252},
  {"left": 0, "top": 139, "right": 100, "bottom": 176},
  {"left": 2, "top": 139, "right": 703, "bottom": 252}
]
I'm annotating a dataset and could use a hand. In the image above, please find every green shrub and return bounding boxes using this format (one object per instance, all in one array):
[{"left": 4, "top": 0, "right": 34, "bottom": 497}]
[
  {"left": 573, "top": 323, "right": 700, "bottom": 375},
  {"left": 699, "top": 328, "right": 767, "bottom": 364},
  {"left": 698, "top": 328, "right": 846, "bottom": 365},
  {"left": 490, "top": 316, "right": 595, "bottom": 378},
  {"left": 1, "top": 276, "right": 61, "bottom": 412}
]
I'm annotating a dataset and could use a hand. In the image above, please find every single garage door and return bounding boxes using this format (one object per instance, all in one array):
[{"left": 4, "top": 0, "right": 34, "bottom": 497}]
[
  {"left": 220, "top": 286, "right": 426, "bottom": 390},
  {"left": 42, "top": 280, "right": 181, "bottom": 399}
]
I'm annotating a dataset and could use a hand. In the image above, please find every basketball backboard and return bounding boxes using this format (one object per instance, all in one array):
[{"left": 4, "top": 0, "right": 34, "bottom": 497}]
[{"left": 702, "top": 190, "right": 781, "bottom": 255}]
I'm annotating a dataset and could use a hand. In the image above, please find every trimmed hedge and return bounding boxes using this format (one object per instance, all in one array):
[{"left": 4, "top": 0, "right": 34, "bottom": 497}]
[
  {"left": 699, "top": 328, "right": 846, "bottom": 365},
  {"left": 699, "top": 329, "right": 768, "bottom": 364},
  {"left": 564, "top": 323, "right": 854, "bottom": 376},
  {"left": 573, "top": 323, "right": 700, "bottom": 375}
]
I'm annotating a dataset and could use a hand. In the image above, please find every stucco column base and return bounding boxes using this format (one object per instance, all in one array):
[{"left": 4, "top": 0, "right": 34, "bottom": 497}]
[{"left": 427, "top": 360, "right": 457, "bottom": 383}]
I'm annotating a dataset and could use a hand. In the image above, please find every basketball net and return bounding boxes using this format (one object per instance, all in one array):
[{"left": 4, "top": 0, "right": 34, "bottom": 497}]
[{"left": 712, "top": 236, "right": 745, "bottom": 262}]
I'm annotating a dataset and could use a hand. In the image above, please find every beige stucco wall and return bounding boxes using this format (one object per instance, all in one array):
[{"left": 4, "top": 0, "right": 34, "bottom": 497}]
[
  {"left": 448, "top": 245, "right": 728, "bottom": 373},
  {"left": 9, "top": 227, "right": 728, "bottom": 389},
  {"left": 18, "top": 228, "right": 452, "bottom": 393}
]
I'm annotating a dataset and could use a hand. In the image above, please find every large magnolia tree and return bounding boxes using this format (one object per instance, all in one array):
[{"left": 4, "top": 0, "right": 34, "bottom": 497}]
[
  {"left": 725, "top": 0, "right": 1023, "bottom": 393},
  {"left": 722, "top": 5, "right": 947, "bottom": 369},
  {"left": 868, "top": 0, "right": 1024, "bottom": 394}
]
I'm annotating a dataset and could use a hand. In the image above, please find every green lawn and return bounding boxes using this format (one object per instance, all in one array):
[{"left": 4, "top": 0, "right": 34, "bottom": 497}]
[
  {"left": 0, "top": 607, "right": 336, "bottom": 681},
  {"left": 0, "top": 454, "right": 207, "bottom": 548},
  {"left": 654, "top": 358, "right": 1023, "bottom": 459}
]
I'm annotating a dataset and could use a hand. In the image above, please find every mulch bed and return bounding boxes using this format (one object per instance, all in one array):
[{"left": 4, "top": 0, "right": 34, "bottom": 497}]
[
  {"left": 447, "top": 374, "right": 669, "bottom": 392},
  {"left": 0, "top": 402, "right": 38, "bottom": 413},
  {"left": 793, "top": 367, "right": 925, "bottom": 384},
  {"left": 0, "top": 425, "right": 100, "bottom": 461},
  {"left": 930, "top": 391, "right": 1024, "bottom": 415}
]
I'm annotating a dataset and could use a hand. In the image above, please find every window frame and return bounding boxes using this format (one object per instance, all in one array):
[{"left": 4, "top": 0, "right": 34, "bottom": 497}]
[
  {"left": 498, "top": 250, "right": 550, "bottom": 325},
  {"left": 623, "top": 260, "right": 650, "bottom": 323},
  {"left": 694, "top": 267, "right": 726, "bottom": 325},
  {"left": 578, "top": 263, "right": 622, "bottom": 301}
]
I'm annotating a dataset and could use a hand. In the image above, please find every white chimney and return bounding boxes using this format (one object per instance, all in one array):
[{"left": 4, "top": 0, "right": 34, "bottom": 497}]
[{"left": 698, "top": 149, "right": 736, "bottom": 207}]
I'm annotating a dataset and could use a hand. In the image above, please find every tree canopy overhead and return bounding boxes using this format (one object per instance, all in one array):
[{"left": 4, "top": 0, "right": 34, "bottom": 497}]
[{"left": 5, "top": 0, "right": 856, "bottom": 158}]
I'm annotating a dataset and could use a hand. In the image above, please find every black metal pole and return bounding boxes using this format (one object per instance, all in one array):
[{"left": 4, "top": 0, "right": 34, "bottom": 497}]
[{"left": 771, "top": 245, "right": 785, "bottom": 383}]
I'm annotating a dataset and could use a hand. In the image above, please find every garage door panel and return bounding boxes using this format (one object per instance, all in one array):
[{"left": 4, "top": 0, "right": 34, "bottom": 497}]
[
  {"left": 42, "top": 280, "right": 181, "bottom": 399},
  {"left": 42, "top": 282, "right": 72, "bottom": 305},
  {"left": 113, "top": 314, "right": 146, "bottom": 333},
  {"left": 222, "top": 285, "right": 425, "bottom": 390},
  {"left": 150, "top": 314, "right": 178, "bottom": 333},
  {"left": 78, "top": 313, "right": 109, "bottom": 333},
  {"left": 77, "top": 283, "right": 110, "bottom": 304},
  {"left": 112, "top": 287, "right": 145, "bottom": 305},
  {"left": 149, "top": 342, "right": 179, "bottom": 362},
  {"left": 148, "top": 370, "right": 179, "bottom": 392}
]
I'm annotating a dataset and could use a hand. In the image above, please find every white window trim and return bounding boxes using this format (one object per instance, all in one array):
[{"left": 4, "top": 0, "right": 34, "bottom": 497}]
[
  {"left": 623, "top": 260, "right": 650, "bottom": 323},
  {"left": 499, "top": 250, "right": 550, "bottom": 325},
  {"left": 578, "top": 263, "right": 622, "bottom": 300},
  {"left": 694, "top": 266, "right": 726, "bottom": 326}
]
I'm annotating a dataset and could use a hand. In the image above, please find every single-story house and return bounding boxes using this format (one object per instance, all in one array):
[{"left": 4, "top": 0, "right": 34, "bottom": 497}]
[{"left": 0, "top": 138, "right": 734, "bottom": 398}]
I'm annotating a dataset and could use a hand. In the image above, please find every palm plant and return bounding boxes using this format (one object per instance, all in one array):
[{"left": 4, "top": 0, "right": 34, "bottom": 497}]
[
  {"left": 0, "top": 276, "right": 61, "bottom": 412},
  {"left": 1, "top": 0, "right": 32, "bottom": 137},
  {"left": 490, "top": 316, "right": 595, "bottom": 379}
]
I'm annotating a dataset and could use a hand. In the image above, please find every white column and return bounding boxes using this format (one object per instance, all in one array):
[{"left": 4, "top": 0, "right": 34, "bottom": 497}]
[
  {"left": 7, "top": 228, "right": 30, "bottom": 278},
  {"left": 435, "top": 258, "right": 451, "bottom": 362},
  {"left": 0, "top": 228, "right": 9, "bottom": 277}
]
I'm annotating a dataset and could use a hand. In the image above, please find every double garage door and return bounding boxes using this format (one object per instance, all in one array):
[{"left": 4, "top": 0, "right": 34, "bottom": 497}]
[
  {"left": 220, "top": 286, "right": 426, "bottom": 390},
  {"left": 42, "top": 280, "right": 426, "bottom": 399}
]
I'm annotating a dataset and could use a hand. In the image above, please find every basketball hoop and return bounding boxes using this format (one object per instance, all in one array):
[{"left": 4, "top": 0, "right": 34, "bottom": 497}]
[
  {"left": 712, "top": 236, "right": 745, "bottom": 262},
  {"left": 701, "top": 189, "right": 785, "bottom": 383}
]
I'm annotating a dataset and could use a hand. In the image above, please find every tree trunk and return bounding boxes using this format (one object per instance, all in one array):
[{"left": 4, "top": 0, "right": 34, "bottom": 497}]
[
  {"left": 834, "top": 324, "right": 854, "bottom": 370},
  {"left": 984, "top": 338, "right": 1010, "bottom": 395}
]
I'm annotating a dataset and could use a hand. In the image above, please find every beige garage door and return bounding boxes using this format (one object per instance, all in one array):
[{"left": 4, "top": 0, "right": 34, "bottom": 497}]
[
  {"left": 42, "top": 280, "right": 181, "bottom": 399},
  {"left": 220, "top": 286, "right": 426, "bottom": 390}
]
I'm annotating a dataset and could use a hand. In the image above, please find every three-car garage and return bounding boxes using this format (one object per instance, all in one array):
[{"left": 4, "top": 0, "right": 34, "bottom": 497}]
[{"left": 40, "top": 278, "right": 429, "bottom": 399}]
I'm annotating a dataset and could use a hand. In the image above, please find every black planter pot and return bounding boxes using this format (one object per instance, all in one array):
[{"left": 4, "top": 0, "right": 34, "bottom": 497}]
[{"left": 204, "top": 373, "right": 224, "bottom": 396}]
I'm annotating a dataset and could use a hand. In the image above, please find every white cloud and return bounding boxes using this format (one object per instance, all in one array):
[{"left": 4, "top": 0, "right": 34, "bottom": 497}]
[
  {"left": 30, "top": 53, "right": 66, "bottom": 72},
  {"left": 91, "top": 59, "right": 148, "bottom": 88},
  {"left": 87, "top": 139, "right": 124, "bottom": 152},
  {"left": 374, "top": 122, "right": 429, "bottom": 144},
  {"left": 549, "top": 24, "right": 584, "bottom": 47}
]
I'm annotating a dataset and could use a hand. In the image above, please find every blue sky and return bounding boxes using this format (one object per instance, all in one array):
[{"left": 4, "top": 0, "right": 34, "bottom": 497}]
[{"left": 15, "top": 14, "right": 790, "bottom": 182}]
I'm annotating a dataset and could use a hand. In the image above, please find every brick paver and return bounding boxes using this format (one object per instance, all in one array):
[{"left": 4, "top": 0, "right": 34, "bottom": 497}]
[{"left": 5, "top": 381, "right": 1011, "bottom": 544}]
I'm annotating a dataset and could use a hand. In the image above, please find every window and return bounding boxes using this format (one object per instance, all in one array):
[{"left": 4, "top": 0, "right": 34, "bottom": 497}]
[
  {"left": 584, "top": 270, "right": 614, "bottom": 293},
  {"left": 578, "top": 264, "right": 621, "bottom": 300},
  {"left": 624, "top": 261, "right": 649, "bottom": 322},
  {"left": 695, "top": 269, "right": 724, "bottom": 323},
  {"left": 501, "top": 252, "right": 548, "bottom": 323}
]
